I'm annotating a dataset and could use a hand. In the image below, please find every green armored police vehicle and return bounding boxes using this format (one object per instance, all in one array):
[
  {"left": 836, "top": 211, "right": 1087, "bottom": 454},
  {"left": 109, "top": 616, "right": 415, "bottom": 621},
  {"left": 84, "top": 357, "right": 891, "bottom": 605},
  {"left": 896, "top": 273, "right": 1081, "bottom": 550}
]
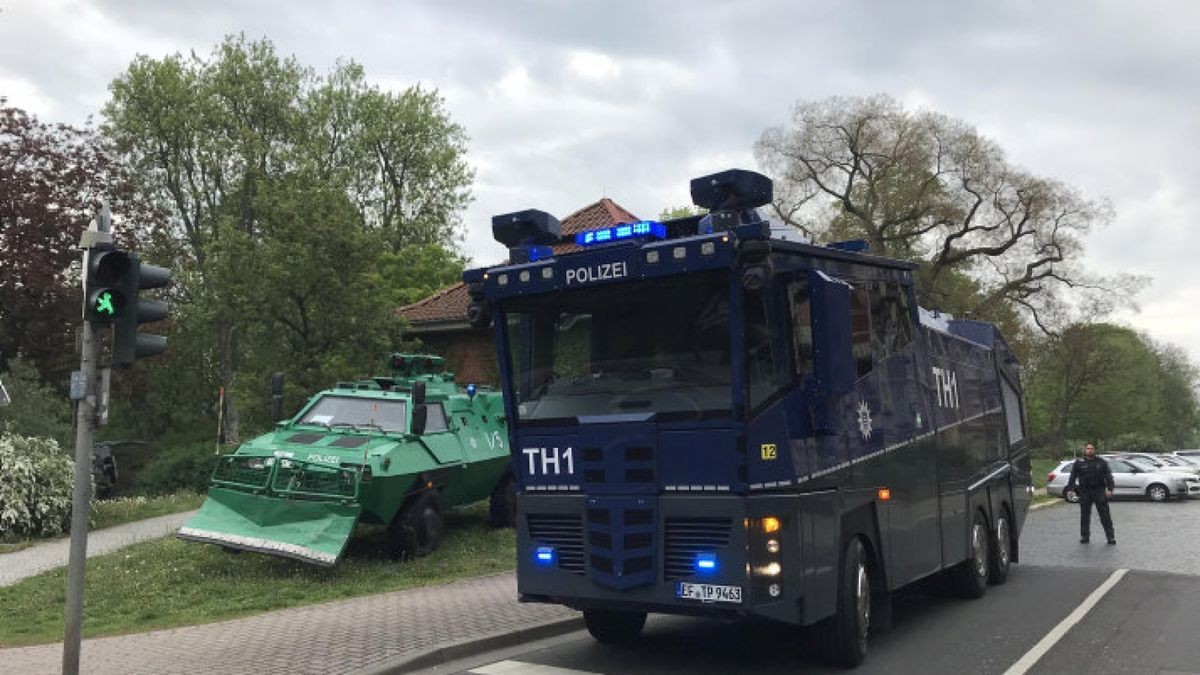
[{"left": 177, "top": 354, "right": 513, "bottom": 566}]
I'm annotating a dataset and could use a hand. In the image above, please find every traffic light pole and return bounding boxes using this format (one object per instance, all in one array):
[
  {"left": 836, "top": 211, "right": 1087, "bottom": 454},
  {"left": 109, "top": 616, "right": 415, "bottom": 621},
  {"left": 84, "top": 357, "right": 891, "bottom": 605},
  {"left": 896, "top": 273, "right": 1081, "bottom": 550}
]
[{"left": 62, "top": 209, "right": 111, "bottom": 675}]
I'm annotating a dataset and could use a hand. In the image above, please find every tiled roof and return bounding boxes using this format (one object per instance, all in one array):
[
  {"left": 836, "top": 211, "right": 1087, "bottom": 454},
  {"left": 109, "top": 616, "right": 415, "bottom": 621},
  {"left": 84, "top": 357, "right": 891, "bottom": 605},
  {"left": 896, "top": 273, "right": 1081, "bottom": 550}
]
[{"left": 398, "top": 198, "right": 639, "bottom": 327}]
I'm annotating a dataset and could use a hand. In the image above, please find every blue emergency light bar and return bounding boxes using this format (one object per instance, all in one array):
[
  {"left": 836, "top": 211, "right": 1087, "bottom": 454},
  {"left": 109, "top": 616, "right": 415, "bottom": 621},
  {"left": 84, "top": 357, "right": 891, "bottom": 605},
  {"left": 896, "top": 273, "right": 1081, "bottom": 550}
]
[{"left": 575, "top": 220, "right": 667, "bottom": 247}]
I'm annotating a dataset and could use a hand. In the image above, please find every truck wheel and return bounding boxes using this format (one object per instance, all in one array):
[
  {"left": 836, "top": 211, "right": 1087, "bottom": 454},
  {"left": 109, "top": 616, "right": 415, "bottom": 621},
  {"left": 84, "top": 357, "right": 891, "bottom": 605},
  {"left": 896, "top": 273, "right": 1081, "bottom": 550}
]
[
  {"left": 1146, "top": 483, "right": 1169, "bottom": 502},
  {"left": 951, "top": 511, "right": 990, "bottom": 599},
  {"left": 583, "top": 608, "right": 646, "bottom": 644},
  {"left": 489, "top": 474, "right": 517, "bottom": 528},
  {"left": 388, "top": 491, "right": 444, "bottom": 558},
  {"left": 815, "top": 537, "right": 871, "bottom": 667},
  {"left": 988, "top": 511, "right": 1011, "bottom": 585}
]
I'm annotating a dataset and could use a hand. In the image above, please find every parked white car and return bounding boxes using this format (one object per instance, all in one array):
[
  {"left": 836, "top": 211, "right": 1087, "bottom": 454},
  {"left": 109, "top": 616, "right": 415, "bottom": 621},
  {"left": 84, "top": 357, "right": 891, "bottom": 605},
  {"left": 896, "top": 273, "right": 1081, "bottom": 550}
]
[
  {"left": 1114, "top": 453, "right": 1200, "bottom": 476},
  {"left": 1046, "top": 457, "right": 1200, "bottom": 502}
]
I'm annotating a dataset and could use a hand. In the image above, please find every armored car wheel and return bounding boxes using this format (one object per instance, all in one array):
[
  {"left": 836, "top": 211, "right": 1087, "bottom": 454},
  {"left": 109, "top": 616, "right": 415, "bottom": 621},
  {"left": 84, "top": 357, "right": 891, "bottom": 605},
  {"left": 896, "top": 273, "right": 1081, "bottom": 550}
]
[
  {"left": 388, "top": 491, "right": 444, "bottom": 558},
  {"left": 950, "top": 511, "right": 990, "bottom": 599},
  {"left": 488, "top": 474, "right": 517, "bottom": 528},
  {"left": 583, "top": 608, "right": 646, "bottom": 644}
]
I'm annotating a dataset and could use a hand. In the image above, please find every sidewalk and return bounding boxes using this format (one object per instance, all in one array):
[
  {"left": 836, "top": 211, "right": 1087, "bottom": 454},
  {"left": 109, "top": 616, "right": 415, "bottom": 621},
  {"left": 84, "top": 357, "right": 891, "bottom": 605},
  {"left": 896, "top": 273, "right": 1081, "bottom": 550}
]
[
  {"left": 0, "top": 572, "right": 577, "bottom": 675},
  {"left": 0, "top": 510, "right": 198, "bottom": 587}
]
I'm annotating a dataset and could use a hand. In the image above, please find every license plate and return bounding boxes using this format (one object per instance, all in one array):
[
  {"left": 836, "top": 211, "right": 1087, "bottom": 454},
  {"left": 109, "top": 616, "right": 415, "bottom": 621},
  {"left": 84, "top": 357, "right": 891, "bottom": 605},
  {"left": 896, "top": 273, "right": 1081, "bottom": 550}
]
[{"left": 676, "top": 582, "right": 743, "bottom": 604}]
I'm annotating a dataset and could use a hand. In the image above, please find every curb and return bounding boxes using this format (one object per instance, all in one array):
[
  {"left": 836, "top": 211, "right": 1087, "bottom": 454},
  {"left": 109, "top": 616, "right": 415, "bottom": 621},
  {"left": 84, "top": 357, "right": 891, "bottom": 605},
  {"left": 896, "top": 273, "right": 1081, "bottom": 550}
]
[
  {"left": 1030, "top": 498, "right": 1066, "bottom": 511},
  {"left": 365, "top": 615, "right": 584, "bottom": 675}
]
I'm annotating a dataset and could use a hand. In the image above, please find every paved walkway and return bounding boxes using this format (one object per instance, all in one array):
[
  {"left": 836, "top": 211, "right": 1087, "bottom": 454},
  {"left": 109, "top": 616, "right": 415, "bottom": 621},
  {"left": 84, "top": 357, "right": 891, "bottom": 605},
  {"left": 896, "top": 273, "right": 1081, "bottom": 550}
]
[
  {"left": 0, "top": 572, "right": 577, "bottom": 675},
  {"left": 0, "top": 510, "right": 198, "bottom": 587}
]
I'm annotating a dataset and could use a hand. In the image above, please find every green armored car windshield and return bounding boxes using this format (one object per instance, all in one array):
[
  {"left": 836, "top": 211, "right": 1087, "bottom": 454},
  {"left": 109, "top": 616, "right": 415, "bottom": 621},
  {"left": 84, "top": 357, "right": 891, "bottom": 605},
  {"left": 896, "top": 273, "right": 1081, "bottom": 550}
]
[{"left": 298, "top": 396, "right": 408, "bottom": 433}]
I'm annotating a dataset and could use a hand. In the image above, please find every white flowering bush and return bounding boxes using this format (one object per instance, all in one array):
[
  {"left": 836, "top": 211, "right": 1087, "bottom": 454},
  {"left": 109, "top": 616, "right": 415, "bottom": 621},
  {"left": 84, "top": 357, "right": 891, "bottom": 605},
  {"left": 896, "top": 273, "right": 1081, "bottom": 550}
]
[{"left": 0, "top": 432, "right": 77, "bottom": 539}]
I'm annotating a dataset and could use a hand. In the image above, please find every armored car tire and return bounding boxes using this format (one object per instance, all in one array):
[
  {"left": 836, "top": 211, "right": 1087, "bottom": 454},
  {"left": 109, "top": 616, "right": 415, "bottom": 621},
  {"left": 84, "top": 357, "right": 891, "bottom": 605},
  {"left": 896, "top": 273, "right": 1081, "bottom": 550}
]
[
  {"left": 582, "top": 608, "right": 647, "bottom": 644},
  {"left": 950, "top": 511, "right": 990, "bottom": 599},
  {"left": 388, "top": 491, "right": 444, "bottom": 558},
  {"left": 488, "top": 474, "right": 518, "bottom": 528}
]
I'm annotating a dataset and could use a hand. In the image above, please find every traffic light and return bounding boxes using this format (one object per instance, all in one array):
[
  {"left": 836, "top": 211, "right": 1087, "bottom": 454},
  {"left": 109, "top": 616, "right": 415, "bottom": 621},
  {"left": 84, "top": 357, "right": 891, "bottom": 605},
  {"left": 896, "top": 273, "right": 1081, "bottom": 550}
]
[
  {"left": 84, "top": 246, "right": 131, "bottom": 323},
  {"left": 112, "top": 254, "right": 171, "bottom": 367}
]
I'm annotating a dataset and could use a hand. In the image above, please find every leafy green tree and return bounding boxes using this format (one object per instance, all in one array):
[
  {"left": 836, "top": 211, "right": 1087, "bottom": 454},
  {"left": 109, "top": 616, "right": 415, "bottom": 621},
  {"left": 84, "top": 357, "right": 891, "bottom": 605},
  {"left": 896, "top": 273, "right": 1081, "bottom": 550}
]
[
  {"left": 755, "top": 94, "right": 1145, "bottom": 335},
  {"left": 104, "top": 35, "right": 473, "bottom": 442}
]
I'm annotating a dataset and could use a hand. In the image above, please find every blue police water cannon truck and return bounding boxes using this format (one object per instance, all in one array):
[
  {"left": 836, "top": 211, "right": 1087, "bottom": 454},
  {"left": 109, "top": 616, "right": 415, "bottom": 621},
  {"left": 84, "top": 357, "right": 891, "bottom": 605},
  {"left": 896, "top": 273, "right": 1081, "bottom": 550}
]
[{"left": 463, "top": 169, "right": 1032, "bottom": 667}]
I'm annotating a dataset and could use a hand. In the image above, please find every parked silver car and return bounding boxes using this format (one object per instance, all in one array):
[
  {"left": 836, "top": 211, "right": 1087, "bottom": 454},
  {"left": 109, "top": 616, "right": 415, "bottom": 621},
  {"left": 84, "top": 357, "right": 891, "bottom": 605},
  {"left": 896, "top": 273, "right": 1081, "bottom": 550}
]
[
  {"left": 1046, "top": 457, "right": 1200, "bottom": 502},
  {"left": 1114, "top": 453, "right": 1200, "bottom": 476}
]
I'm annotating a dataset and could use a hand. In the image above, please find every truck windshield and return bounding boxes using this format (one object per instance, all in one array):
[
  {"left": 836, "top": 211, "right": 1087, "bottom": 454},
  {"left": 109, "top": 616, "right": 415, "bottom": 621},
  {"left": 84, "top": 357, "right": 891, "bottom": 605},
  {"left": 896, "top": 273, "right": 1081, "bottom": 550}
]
[
  {"left": 298, "top": 396, "right": 408, "bottom": 433},
  {"left": 502, "top": 270, "right": 732, "bottom": 423}
]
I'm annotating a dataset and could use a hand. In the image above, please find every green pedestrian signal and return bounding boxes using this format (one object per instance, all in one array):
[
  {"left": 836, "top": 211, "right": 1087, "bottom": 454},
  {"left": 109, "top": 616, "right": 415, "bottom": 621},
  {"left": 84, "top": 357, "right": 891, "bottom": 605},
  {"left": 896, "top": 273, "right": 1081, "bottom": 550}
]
[
  {"left": 95, "top": 291, "right": 116, "bottom": 316},
  {"left": 84, "top": 247, "right": 129, "bottom": 323}
]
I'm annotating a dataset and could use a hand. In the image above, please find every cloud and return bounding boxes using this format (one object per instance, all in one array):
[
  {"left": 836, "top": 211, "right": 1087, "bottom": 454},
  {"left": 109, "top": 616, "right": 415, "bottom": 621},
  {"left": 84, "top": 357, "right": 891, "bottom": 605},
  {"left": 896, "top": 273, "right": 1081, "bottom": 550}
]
[{"left": 3, "top": 0, "right": 1198, "bottom": 367}]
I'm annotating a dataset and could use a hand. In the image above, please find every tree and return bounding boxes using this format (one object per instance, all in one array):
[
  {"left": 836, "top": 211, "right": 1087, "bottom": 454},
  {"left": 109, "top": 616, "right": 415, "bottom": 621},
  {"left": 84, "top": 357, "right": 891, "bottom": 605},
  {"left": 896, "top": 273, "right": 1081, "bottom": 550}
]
[
  {"left": 1024, "top": 322, "right": 1200, "bottom": 451},
  {"left": 0, "top": 102, "right": 157, "bottom": 383},
  {"left": 103, "top": 35, "right": 473, "bottom": 442},
  {"left": 755, "top": 94, "right": 1144, "bottom": 336}
]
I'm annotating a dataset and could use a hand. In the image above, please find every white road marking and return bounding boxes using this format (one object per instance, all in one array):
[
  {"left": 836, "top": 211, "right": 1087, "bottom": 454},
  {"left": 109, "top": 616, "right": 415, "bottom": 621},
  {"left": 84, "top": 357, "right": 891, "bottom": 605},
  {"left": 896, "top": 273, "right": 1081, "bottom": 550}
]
[
  {"left": 470, "top": 659, "right": 601, "bottom": 675},
  {"left": 1002, "top": 568, "right": 1128, "bottom": 675}
]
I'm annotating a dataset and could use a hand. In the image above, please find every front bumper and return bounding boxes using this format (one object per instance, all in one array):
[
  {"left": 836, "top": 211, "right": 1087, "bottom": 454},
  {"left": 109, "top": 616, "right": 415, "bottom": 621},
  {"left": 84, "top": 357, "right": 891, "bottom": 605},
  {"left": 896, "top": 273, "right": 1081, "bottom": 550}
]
[{"left": 516, "top": 493, "right": 799, "bottom": 623}]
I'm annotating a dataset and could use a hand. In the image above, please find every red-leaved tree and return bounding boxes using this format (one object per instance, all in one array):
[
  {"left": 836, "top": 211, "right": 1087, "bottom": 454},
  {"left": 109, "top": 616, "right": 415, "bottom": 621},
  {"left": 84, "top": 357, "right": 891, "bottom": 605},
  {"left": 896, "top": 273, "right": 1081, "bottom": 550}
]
[{"left": 0, "top": 100, "right": 157, "bottom": 384}]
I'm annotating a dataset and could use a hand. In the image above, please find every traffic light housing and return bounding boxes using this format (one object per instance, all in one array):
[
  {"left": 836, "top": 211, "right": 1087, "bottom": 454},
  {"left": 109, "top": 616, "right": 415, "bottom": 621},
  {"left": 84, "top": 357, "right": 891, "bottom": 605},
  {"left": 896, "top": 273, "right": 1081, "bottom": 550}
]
[
  {"left": 113, "top": 254, "right": 171, "bottom": 367},
  {"left": 84, "top": 246, "right": 131, "bottom": 323}
]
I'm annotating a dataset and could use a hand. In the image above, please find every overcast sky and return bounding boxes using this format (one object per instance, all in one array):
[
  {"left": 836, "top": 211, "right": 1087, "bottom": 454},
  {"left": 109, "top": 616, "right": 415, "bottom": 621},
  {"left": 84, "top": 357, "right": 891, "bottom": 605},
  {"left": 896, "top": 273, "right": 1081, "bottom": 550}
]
[{"left": 2, "top": 0, "right": 1197, "bottom": 366}]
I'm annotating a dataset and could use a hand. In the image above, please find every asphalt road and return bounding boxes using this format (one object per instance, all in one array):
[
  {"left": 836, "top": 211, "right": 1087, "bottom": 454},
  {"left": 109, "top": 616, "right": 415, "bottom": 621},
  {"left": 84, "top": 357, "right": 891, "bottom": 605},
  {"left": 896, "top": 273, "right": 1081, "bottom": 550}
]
[{"left": 423, "top": 499, "right": 1200, "bottom": 675}]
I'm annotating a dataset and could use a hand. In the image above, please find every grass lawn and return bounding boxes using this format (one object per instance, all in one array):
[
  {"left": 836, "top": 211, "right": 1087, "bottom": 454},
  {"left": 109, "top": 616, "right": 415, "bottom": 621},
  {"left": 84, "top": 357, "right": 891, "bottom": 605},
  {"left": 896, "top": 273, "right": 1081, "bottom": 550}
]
[
  {"left": 1, "top": 492, "right": 206, "bottom": 556},
  {"left": 91, "top": 492, "right": 206, "bottom": 530},
  {"left": 1031, "top": 458, "right": 1059, "bottom": 489},
  {"left": 0, "top": 502, "right": 515, "bottom": 647}
]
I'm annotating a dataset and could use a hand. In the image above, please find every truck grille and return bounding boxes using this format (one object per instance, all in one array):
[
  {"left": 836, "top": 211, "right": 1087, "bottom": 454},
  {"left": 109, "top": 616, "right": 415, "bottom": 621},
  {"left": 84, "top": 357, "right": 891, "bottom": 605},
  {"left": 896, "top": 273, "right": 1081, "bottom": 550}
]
[
  {"left": 580, "top": 445, "right": 656, "bottom": 490},
  {"left": 664, "top": 517, "right": 733, "bottom": 580},
  {"left": 527, "top": 514, "right": 585, "bottom": 574},
  {"left": 585, "top": 497, "right": 656, "bottom": 590}
]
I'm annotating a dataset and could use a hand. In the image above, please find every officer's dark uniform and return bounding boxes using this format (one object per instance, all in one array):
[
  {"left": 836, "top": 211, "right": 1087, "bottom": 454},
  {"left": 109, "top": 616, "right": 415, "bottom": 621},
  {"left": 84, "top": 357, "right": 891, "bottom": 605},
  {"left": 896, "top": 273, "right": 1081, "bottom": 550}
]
[{"left": 1066, "top": 456, "right": 1116, "bottom": 543}]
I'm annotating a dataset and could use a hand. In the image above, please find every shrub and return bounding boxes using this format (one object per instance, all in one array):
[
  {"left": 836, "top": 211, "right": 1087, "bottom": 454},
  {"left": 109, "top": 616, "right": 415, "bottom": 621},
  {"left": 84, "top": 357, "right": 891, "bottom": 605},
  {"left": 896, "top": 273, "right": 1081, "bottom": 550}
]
[
  {"left": 1103, "top": 432, "right": 1168, "bottom": 455},
  {"left": 0, "top": 433, "right": 78, "bottom": 539},
  {"left": 132, "top": 441, "right": 218, "bottom": 495}
]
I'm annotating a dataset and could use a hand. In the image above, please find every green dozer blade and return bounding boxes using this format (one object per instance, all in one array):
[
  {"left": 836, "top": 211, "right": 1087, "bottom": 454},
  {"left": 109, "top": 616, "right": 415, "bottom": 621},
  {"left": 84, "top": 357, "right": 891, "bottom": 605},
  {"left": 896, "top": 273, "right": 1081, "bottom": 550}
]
[{"left": 177, "top": 487, "right": 361, "bottom": 566}]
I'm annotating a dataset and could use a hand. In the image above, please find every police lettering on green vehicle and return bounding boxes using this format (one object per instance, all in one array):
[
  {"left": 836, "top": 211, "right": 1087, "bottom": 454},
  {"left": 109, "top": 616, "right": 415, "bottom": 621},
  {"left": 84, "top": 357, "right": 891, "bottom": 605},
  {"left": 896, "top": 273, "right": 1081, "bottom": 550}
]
[
  {"left": 464, "top": 170, "right": 1033, "bottom": 667},
  {"left": 178, "top": 354, "right": 514, "bottom": 565}
]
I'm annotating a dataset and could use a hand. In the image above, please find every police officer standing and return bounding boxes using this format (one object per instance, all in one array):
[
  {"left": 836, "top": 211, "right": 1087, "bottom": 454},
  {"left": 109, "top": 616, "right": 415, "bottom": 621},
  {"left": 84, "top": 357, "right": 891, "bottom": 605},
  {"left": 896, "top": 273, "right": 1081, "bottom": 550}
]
[{"left": 1066, "top": 442, "right": 1116, "bottom": 545}]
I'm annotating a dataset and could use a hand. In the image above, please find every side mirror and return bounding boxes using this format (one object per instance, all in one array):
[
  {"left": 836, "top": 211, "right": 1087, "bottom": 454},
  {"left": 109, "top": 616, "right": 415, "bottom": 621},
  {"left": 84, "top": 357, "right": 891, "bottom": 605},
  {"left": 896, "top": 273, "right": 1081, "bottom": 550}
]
[
  {"left": 412, "top": 381, "right": 426, "bottom": 406},
  {"left": 411, "top": 404, "right": 428, "bottom": 435}
]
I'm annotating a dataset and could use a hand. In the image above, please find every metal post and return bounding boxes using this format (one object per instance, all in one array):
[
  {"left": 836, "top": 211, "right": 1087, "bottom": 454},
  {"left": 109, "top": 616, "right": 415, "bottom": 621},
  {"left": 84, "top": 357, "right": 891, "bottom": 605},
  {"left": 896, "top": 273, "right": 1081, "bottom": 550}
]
[{"left": 62, "top": 206, "right": 110, "bottom": 675}]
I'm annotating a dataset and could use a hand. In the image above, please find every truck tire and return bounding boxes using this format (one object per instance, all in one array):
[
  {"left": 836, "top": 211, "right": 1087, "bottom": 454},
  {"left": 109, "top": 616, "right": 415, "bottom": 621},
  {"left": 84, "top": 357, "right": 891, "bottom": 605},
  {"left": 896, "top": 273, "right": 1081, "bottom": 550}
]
[
  {"left": 988, "top": 510, "right": 1012, "bottom": 585},
  {"left": 951, "top": 511, "right": 990, "bottom": 599},
  {"left": 813, "top": 537, "right": 871, "bottom": 667},
  {"left": 489, "top": 474, "right": 517, "bottom": 528},
  {"left": 388, "top": 491, "right": 444, "bottom": 558},
  {"left": 583, "top": 608, "right": 646, "bottom": 644}
]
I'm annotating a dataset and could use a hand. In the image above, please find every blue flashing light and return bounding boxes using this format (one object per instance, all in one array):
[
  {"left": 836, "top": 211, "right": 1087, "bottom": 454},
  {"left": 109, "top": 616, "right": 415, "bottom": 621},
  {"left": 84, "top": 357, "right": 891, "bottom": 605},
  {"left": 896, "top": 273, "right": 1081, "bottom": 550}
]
[
  {"left": 466, "top": 383, "right": 477, "bottom": 398},
  {"left": 534, "top": 546, "right": 556, "bottom": 565},
  {"left": 694, "top": 553, "right": 719, "bottom": 574},
  {"left": 826, "top": 239, "right": 870, "bottom": 253},
  {"left": 575, "top": 220, "right": 667, "bottom": 247}
]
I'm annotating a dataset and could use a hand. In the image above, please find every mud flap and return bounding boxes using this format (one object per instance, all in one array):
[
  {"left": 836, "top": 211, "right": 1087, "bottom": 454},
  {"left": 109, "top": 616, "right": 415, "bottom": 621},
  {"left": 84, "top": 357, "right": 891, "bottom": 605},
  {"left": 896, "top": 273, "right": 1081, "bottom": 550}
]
[{"left": 177, "top": 487, "right": 361, "bottom": 566}]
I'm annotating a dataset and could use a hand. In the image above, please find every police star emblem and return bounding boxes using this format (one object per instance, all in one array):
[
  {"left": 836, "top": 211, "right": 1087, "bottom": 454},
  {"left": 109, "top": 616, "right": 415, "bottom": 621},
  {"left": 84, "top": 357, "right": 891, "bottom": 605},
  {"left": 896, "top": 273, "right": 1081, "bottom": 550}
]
[{"left": 857, "top": 401, "right": 873, "bottom": 441}]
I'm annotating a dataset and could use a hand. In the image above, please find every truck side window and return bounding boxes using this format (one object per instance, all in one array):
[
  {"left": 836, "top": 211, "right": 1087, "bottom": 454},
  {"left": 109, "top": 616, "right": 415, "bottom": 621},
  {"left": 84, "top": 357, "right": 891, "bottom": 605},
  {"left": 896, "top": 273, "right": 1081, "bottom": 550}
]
[
  {"left": 869, "top": 281, "right": 914, "bottom": 362},
  {"left": 849, "top": 286, "right": 873, "bottom": 378},
  {"left": 787, "top": 280, "right": 813, "bottom": 375},
  {"left": 746, "top": 293, "right": 788, "bottom": 410}
]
